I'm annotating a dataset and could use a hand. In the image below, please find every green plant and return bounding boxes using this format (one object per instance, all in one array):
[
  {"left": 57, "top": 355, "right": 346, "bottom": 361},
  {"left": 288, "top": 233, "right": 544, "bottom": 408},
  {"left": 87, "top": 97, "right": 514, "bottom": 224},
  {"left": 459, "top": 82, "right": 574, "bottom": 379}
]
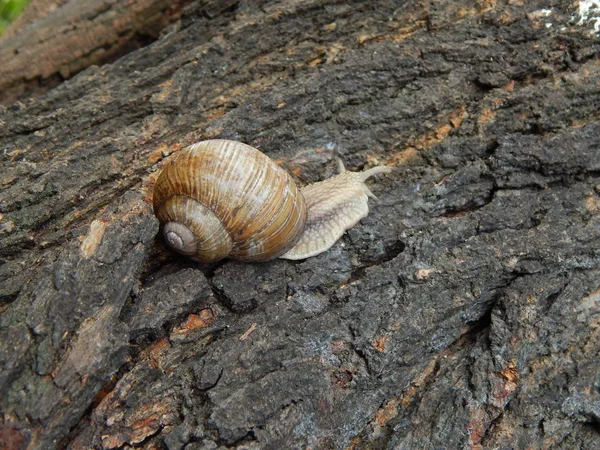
[{"left": 0, "top": 0, "right": 30, "bottom": 35}]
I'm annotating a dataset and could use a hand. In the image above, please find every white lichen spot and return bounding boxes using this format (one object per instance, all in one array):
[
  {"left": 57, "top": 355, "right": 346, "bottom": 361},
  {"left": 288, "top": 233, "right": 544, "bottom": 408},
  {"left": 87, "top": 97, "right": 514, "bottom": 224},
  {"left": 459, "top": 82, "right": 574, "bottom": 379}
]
[
  {"left": 529, "top": 9, "right": 553, "bottom": 19},
  {"left": 528, "top": 9, "right": 553, "bottom": 27},
  {"left": 575, "top": 0, "right": 600, "bottom": 33}
]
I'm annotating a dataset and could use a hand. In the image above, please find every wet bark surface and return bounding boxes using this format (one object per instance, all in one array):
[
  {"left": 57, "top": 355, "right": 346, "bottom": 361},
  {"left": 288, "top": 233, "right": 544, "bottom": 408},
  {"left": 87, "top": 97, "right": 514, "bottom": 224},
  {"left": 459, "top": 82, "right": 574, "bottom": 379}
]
[{"left": 1, "top": 1, "right": 599, "bottom": 449}]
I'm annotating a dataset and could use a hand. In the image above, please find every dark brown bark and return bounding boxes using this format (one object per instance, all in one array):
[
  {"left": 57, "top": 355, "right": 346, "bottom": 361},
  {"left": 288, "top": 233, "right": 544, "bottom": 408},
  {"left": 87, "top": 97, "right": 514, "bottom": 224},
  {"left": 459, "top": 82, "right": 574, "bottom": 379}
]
[{"left": 1, "top": 1, "right": 599, "bottom": 449}]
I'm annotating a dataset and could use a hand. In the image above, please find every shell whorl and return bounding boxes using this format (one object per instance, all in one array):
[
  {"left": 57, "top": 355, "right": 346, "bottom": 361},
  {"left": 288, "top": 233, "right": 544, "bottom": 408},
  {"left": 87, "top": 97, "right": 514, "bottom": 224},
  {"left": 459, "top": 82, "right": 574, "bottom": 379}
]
[
  {"left": 156, "top": 195, "right": 233, "bottom": 262},
  {"left": 153, "top": 140, "right": 308, "bottom": 263}
]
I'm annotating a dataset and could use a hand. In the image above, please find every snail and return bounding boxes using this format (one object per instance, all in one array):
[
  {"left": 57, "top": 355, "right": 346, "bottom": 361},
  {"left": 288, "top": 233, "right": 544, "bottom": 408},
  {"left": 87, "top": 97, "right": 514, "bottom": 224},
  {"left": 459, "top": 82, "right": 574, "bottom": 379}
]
[{"left": 152, "top": 139, "right": 391, "bottom": 262}]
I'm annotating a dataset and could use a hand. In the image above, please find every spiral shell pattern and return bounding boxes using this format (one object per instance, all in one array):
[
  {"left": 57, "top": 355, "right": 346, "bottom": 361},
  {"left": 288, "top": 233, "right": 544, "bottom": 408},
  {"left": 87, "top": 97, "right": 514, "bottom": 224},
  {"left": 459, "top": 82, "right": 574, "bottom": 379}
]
[{"left": 153, "top": 140, "right": 308, "bottom": 263}]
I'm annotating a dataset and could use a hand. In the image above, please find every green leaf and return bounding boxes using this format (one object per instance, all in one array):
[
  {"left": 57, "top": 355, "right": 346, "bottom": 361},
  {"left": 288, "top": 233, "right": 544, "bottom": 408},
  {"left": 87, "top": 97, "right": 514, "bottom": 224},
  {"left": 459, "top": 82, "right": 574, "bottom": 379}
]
[{"left": 0, "top": 0, "right": 30, "bottom": 35}]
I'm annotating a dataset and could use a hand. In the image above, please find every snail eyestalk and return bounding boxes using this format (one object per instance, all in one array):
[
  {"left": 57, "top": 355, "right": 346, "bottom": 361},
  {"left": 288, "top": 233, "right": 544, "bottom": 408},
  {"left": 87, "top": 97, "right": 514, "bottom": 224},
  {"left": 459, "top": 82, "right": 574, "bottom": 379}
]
[{"left": 280, "top": 165, "right": 392, "bottom": 260}]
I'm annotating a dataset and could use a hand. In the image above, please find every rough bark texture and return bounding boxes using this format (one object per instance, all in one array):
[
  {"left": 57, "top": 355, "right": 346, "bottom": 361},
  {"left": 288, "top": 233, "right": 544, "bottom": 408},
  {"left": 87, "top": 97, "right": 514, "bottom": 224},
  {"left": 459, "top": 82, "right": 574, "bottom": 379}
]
[{"left": 1, "top": 1, "right": 599, "bottom": 449}]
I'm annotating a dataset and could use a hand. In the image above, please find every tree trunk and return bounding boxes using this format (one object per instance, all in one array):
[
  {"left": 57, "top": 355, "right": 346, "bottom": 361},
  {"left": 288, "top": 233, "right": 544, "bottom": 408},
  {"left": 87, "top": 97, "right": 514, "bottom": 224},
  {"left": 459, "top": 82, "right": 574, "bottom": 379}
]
[
  {"left": 0, "top": 0, "right": 193, "bottom": 104},
  {"left": 1, "top": 0, "right": 599, "bottom": 449}
]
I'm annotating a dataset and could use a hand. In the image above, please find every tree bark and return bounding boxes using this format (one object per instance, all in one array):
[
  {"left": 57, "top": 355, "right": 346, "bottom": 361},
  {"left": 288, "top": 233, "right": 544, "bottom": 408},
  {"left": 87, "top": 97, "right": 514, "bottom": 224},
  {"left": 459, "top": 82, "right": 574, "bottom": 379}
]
[
  {"left": 1, "top": 0, "right": 599, "bottom": 449},
  {"left": 1, "top": 0, "right": 70, "bottom": 40},
  {"left": 0, "top": 0, "right": 193, "bottom": 104}
]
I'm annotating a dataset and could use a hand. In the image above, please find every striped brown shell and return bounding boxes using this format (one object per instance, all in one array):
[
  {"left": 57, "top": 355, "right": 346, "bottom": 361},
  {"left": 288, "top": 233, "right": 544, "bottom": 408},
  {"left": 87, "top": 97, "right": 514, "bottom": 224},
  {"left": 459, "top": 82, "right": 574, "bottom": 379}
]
[{"left": 153, "top": 140, "right": 307, "bottom": 263}]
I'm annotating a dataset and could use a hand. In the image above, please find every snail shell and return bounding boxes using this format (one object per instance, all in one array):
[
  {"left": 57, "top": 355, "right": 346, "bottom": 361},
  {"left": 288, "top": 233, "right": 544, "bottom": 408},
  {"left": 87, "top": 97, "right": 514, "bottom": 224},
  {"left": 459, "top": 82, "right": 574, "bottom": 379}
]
[
  {"left": 153, "top": 139, "right": 391, "bottom": 263},
  {"left": 153, "top": 140, "right": 307, "bottom": 262}
]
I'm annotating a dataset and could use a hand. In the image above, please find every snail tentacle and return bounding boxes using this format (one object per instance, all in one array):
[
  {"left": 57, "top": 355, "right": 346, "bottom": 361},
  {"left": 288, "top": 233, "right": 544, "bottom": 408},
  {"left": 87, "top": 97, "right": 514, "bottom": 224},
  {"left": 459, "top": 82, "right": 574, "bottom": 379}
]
[
  {"left": 335, "top": 156, "right": 346, "bottom": 174},
  {"left": 280, "top": 165, "right": 390, "bottom": 260},
  {"left": 359, "top": 165, "right": 393, "bottom": 181}
]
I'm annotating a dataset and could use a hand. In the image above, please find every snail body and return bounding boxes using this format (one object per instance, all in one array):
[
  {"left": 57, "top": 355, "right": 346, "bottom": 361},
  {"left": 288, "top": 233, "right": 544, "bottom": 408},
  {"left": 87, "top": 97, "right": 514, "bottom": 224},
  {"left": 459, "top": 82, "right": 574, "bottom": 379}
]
[{"left": 152, "top": 140, "right": 390, "bottom": 263}]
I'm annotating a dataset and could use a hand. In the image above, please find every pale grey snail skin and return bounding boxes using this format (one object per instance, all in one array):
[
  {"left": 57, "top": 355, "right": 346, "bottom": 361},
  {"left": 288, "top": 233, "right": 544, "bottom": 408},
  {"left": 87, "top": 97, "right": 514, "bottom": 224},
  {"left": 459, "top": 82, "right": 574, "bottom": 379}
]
[
  {"left": 152, "top": 139, "right": 391, "bottom": 263},
  {"left": 280, "top": 160, "right": 391, "bottom": 259}
]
